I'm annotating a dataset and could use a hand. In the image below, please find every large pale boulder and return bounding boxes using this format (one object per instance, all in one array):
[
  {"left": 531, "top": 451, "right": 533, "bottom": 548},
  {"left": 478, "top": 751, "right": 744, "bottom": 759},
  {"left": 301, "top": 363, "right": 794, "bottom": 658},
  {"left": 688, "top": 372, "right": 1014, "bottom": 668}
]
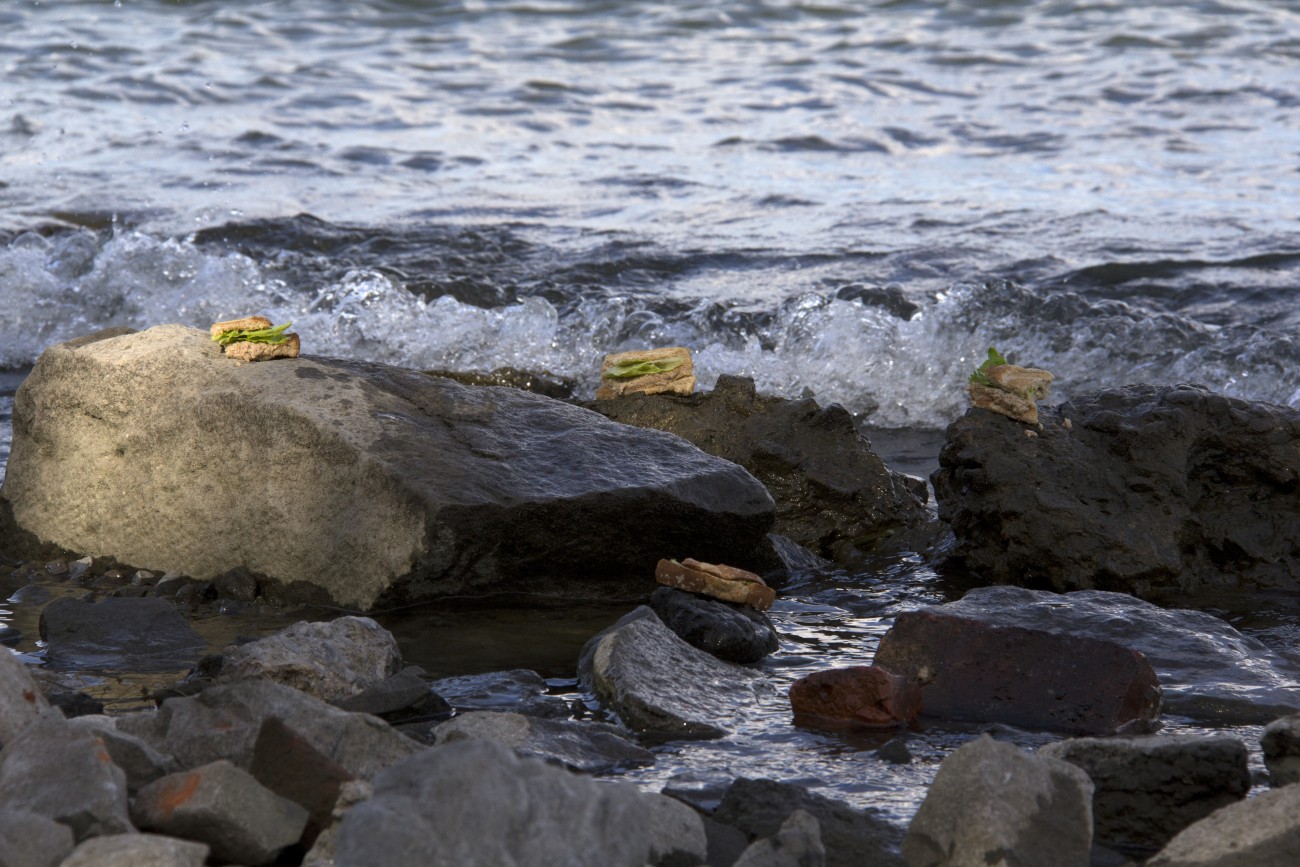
[{"left": 0, "top": 326, "right": 775, "bottom": 610}]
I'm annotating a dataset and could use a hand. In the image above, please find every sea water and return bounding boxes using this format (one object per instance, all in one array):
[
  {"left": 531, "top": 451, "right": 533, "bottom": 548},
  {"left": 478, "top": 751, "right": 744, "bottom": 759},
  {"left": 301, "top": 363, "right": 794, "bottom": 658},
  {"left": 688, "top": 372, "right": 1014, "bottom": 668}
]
[{"left": 2, "top": 0, "right": 1298, "bottom": 823}]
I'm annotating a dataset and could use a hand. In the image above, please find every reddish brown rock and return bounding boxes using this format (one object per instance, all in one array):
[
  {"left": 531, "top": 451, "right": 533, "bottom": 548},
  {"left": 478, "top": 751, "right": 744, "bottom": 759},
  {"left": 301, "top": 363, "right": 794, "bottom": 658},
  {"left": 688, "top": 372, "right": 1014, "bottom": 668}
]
[
  {"left": 655, "top": 558, "right": 776, "bottom": 611},
  {"left": 789, "top": 666, "right": 922, "bottom": 728},
  {"left": 873, "top": 609, "right": 1161, "bottom": 735}
]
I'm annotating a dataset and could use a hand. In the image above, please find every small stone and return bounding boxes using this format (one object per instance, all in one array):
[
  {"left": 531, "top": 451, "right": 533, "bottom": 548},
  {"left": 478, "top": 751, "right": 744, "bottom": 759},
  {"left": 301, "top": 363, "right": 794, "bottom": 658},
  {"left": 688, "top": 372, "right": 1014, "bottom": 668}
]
[
  {"left": 734, "top": 809, "right": 826, "bottom": 867},
  {"left": 656, "top": 558, "right": 776, "bottom": 611},
  {"left": 132, "top": 759, "right": 310, "bottom": 866},
  {"left": 67, "top": 556, "right": 93, "bottom": 580},
  {"left": 152, "top": 572, "right": 189, "bottom": 597},
  {"left": 877, "top": 738, "right": 913, "bottom": 765},
  {"left": 789, "top": 666, "right": 921, "bottom": 728},
  {"left": 434, "top": 710, "right": 654, "bottom": 774},
  {"left": 131, "top": 570, "right": 156, "bottom": 586},
  {"left": 45, "top": 559, "right": 69, "bottom": 577},
  {"left": 1024, "top": 429, "right": 1038, "bottom": 438},
  {"left": 1261, "top": 713, "right": 1300, "bottom": 787},
  {"left": 0, "top": 808, "right": 76, "bottom": 867},
  {"left": 333, "top": 666, "right": 437, "bottom": 716},
  {"left": 649, "top": 585, "right": 780, "bottom": 663}
]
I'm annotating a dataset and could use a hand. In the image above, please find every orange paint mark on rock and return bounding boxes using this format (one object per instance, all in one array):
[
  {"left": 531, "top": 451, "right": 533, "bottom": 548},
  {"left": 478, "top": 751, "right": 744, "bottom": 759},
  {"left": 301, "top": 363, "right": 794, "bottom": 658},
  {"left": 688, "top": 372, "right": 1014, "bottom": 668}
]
[
  {"left": 22, "top": 689, "right": 36, "bottom": 705},
  {"left": 153, "top": 771, "right": 202, "bottom": 820}
]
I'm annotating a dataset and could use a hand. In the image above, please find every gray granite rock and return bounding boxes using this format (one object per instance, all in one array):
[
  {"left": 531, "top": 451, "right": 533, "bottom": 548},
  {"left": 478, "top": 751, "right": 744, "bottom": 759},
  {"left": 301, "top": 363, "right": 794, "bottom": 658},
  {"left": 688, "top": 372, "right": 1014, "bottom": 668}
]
[
  {"left": 433, "top": 710, "right": 653, "bottom": 774},
  {"left": 734, "top": 809, "right": 826, "bottom": 867},
  {"left": 1, "top": 325, "right": 774, "bottom": 610},
  {"left": 64, "top": 715, "right": 176, "bottom": 792},
  {"left": 218, "top": 616, "right": 402, "bottom": 702},
  {"left": 578, "top": 606, "right": 772, "bottom": 742},
  {"left": 903, "top": 735, "right": 1093, "bottom": 867},
  {"left": 0, "top": 809, "right": 75, "bottom": 867},
  {"left": 0, "top": 712, "right": 133, "bottom": 842},
  {"left": 57, "top": 833, "right": 209, "bottom": 867},
  {"left": 643, "top": 792, "right": 709, "bottom": 867},
  {"left": 1261, "top": 712, "right": 1300, "bottom": 787},
  {"left": 0, "top": 641, "right": 48, "bottom": 747},
  {"left": 649, "top": 585, "right": 780, "bottom": 664},
  {"left": 1041, "top": 734, "right": 1250, "bottom": 850},
  {"left": 133, "top": 759, "right": 309, "bottom": 866},
  {"left": 1147, "top": 782, "right": 1300, "bottom": 867},
  {"left": 428, "top": 668, "right": 569, "bottom": 718},
  {"left": 333, "top": 739, "right": 652, "bottom": 866}
]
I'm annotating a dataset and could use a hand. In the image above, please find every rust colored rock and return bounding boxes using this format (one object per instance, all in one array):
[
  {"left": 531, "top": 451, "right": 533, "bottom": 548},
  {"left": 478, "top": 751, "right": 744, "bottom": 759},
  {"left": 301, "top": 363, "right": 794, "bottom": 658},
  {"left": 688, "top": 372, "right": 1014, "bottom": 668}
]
[
  {"left": 789, "top": 666, "right": 922, "bottom": 728},
  {"left": 655, "top": 558, "right": 775, "bottom": 611},
  {"left": 873, "top": 609, "right": 1162, "bottom": 735}
]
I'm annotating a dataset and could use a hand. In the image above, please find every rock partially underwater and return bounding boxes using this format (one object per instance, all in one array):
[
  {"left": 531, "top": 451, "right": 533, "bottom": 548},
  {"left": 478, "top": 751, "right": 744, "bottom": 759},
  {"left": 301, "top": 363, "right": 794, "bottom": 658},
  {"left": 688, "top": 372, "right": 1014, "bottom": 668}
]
[{"left": 0, "top": 325, "right": 775, "bottom": 610}]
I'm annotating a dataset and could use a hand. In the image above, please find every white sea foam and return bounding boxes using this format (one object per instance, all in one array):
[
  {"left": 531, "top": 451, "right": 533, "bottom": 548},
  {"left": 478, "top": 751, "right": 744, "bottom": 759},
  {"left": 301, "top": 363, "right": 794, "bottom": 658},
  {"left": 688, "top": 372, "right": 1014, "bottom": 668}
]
[{"left": 3, "top": 231, "right": 1297, "bottom": 430}]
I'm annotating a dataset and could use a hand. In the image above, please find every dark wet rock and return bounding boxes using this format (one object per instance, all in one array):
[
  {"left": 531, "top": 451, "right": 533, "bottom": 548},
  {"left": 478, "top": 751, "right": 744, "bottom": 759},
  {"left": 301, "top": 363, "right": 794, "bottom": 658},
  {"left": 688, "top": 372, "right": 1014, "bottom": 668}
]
[
  {"left": 587, "top": 374, "right": 929, "bottom": 561},
  {"left": 704, "top": 816, "right": 753, "bottom": 867},
  {"left": 649, "top": 585, "right": 780, "bottom": 663},
  {"left": 1040, "top": 734, "right": 1250, "bottom": 851},
  {"left": 933, "top": 384, "right": 1300, "bottom": 598},
  {"left": 643, "top": 792, "right": 710, "bottom": 867},
  {"left": 714, "top": 777, "right": 904, "bottom": 867},
  {"left": 333, "top": 665, "right": 439, "bottom": 716},
  {"left": 877, "top": 738, "right": 913, "bottom": 765},
  {"left": 297, "top": 779, "right": 373, "bottom": 867},
  {"left": 873, "top": 608, "right": 1162, "bottom": 735},
  {"left": 1, "top": 325, "right": 774, "bottom": 610},
  {"left": 45, "top": 689, "right": 103, "bottom": 717},
  {"left": 120, "top": 678, "right": 421, "bottom": 779},
  {"left": 38, "top": 596, "right": 205, "bottom": 671},
  {"left": 934, "top": 586, "right": 1300, "bottom": 724},
  {"left": 423, "top": 366, "right": 576, "bottom": 400},
  {"left": 250, "top": 716, "right": 355, "bottom": 848},
  {"left": 789, "top": 665, "right": 922, "bottom": 729},
  {"left": 434, "top": 710, "right": 654, "bottom": 774},
  {"left": 212, "top": 565, "right": 259, "bottom": 601},
  {"left": 0, "top": 713, "right": 133, "bottom": 842},
  {"left": 0, "top": 625, "right": 21, "bottom": 646},
  {"left": 578, "top": 606, "right": 772, "bottom": 742},
  {"left": 58, "top": 833, "right": 209, "bottom": 867},
  {"left": 428, "top": 668, "right": 569, "bottom": 718},
  {"left": 217, "top": 616, "right": 403, "bottom": 702},
  {"left": 734, "top": 809, "right": 826, "bottom": 867},
  {"left": 661, "top": 768, "right": 736, "bottom": 815},
  {"left": 7, "top": 584, "right": 50, "bottom": 604},
  {"left": 1147, "top": 782, "right": 1300, "bottom": 867},
  {"left": 0, "top": 638, "right": 49, "bottom": 745},
  {"left": 333, "top": 739, "right": 652, "bottom": 867},
  {"left": 904, "top": 735, "right": 1094, "bottom": 867},
  {"left": 0, "top": 809, "right": 75, "bottom": 867},
  {"left": 151, "top": 571, "right": 188, "bottom": 597},
  {"left": 133, "top": 759, "right": 309, "bottom": 866},
  {"left": 1261, "top": 713, "right": 1300, "bottom": 787},
  {"left": 64, "top": 715, "right": 176, "bottom": 792}
]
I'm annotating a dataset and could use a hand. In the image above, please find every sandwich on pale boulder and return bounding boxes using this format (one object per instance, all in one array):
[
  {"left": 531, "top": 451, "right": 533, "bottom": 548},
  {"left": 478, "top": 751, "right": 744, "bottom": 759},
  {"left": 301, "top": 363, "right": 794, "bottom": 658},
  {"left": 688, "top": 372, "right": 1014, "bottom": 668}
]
[
  {"left": 655, "top": 558, "right": 776, "bottom": 611},
  {"left": 210, "top": 316, "right": 301, "bottom": 363},
  {"left": 595, "top": 347, "right": 695, "bottom": 399},
  {"left": 966, "top": 347, "right": 1054, "bottom": 424}
]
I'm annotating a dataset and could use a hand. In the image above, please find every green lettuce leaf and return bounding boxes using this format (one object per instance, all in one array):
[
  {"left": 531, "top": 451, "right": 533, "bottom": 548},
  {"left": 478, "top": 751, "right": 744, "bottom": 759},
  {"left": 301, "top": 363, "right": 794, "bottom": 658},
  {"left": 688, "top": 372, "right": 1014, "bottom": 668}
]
[
  {"left": 212, "top": 321, "right": 293, "bottom": 346},
  {"left": 968, "top": 346, "right": 1008, "bottom": 386},
  {"left": 604, "top": 357, "right": 684, "bottom": 379}
]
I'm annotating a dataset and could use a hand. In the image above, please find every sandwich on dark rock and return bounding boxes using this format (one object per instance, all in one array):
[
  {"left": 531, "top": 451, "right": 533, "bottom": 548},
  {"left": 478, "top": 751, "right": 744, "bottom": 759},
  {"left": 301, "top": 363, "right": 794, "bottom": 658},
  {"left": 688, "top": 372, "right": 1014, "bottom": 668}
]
[{"left": 595, "top": 346, "right": 695, "bottom": 399}]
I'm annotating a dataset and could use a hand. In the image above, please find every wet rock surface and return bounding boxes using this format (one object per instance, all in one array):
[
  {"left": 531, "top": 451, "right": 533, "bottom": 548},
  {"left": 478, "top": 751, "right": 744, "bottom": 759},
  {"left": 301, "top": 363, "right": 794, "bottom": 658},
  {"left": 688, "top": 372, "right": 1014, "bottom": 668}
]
[
  {"left": 937, "top": 585, "right": 1300, "bottom": 724},
  {"left": 433, "top": 710, "right": 655, "bottom": 774},
  {"left": 873, "top": 608, "right": 1163, "bottom": 735},
  {"left": 903, "top": 735, "right": 1094, "bottom": 867},
  {"left": 39, "top": 596, "right": 205, "bottom": 671},
  {"left": 578, "top": 606, "right": 772, "bottom": 742},
  {"left": 934, "top": 383, "right": 1300, "bottom": 599},
  {"left": 1146, "top": 781, "right": 1300, "bottom": 867},
  {"left": 649, "top": 585, "right": 780, "bottom": 664},
  {"left": 0, "top": 808, "right": 75, "bottom": 867},
  {"left": 587, "top": 374, "right": 929, "bottom": 561},
  {"left": 1, "top": 325, "right": 775, "bottom": 610},
  {"left": 428, "top": 668, "right": 569, "bottom": 718},
  {"left": 1040, "top": 734, "right": 1250, "bottom": 852},
  {"left": 1260, "top": 713, "right": 1300, "bottom": 787},
  {"left": 789, "top": 666, "right": 922, "bottom": 729}
]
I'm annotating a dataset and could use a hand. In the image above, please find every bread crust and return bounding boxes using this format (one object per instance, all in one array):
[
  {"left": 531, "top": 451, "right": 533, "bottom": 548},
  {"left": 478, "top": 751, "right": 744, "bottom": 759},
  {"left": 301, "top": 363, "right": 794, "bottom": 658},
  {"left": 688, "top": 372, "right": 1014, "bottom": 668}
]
[
  {"left": 224, "top": 332, "right": 300, "bottom": 363},
  {"left": 655, "top": 557, "right": 775, "bottom": 610},
  {"left": 595, "top": 346, "right": 695, "bottom": 399},
  {"left": 210, "top": 316, "right": 274, "bottom": 339}
]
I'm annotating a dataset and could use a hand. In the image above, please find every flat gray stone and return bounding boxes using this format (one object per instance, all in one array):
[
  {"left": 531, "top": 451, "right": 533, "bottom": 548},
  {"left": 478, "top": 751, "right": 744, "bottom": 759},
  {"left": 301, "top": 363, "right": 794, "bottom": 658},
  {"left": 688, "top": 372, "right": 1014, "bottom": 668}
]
[
  {"left": 218, "top": 616, "right": 402, "bottom": 702},
  {"left": 578, "top": 607, "right": 772, "bottom": 741},
  {"left": 643, "top": 792, "right": 709, "bottom": 867},
  {"left": 428, "top": 668, "right": 569, "bottom": 717},
  {"left": 133, "top": 759, "right": 309, "bottom": 866},
  {"left": 2, "top": 325, "right": 774, "bottom": 610},
  {"left": 903, "top": 735, "right": 1093, "bottom": 867},
  {"left": 38, "top": 596, "right": 205, "bottom": 672},
  {"left": 333, "top": 739, "right": 652, "bottom": 867},
  {"left": 64, "top": 715, "right": 176, "bottom": 792},
  {"left": 1260, "top": 712, "right": 1300, "bottom": 787},
  {"left": 58, "top": 833, "right": 208, "bottom": 867}
]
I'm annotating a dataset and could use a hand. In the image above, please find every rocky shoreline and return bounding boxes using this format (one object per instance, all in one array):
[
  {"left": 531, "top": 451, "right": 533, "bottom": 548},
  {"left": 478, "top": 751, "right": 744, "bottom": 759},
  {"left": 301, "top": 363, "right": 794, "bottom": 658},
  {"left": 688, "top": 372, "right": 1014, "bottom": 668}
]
[{"left": 3, "top": 326, "right": 1300, "bottom": 866}]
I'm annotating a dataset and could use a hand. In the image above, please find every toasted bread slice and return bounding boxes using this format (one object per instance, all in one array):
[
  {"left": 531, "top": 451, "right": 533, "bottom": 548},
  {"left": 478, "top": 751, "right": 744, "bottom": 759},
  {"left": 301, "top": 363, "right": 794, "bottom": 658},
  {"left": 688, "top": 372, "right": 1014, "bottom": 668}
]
[
  {"left": 210, "top": 315, "right": 274, "bottom": 339},
  {"left": 655, "top": 558, "right": 775, "bottom": 611},
  {"left": 224, "top": 332, "right": 300, "bottom": 363}
]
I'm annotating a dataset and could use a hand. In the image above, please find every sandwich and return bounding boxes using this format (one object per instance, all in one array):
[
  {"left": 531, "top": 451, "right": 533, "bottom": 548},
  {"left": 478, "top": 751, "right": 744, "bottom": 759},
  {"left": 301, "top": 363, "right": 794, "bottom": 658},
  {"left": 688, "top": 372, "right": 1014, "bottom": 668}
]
[
  {"left": 966, "top": 346, "right": 1054, "bottom": 424},
  {"left": 210, "top": 316, "right": 300, "bottom": 363},
  {"left": 655, "top": 557, "right": 776, "bottom": 611},
  {"left": 594, "top": 346, "right": 696, "bottom": 400}
]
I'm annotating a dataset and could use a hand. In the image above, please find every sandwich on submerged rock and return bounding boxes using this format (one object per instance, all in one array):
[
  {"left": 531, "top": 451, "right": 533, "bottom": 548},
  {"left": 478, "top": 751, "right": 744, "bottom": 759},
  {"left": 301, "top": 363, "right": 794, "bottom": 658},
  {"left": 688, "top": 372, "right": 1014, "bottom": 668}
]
[{"left": 210, "top": 315, "right": 301, "bottom": 363}]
